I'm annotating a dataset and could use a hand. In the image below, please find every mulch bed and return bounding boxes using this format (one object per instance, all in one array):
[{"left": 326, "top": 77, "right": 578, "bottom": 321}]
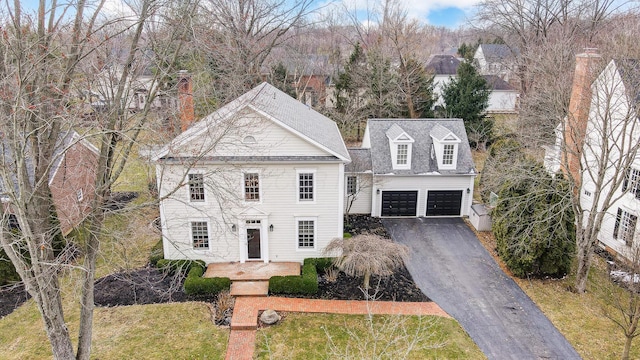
[{"left": 0, "top": 284, "right": 30, "bottom": 318}]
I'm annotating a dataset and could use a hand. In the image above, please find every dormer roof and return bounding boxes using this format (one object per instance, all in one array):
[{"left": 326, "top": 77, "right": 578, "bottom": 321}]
[
  {"left": 430, "top": 124, "right": 461, "bottom": 143},
  {"left": 386, "top": 123, "right": 414, "bottom": 142},
  {"left": 364, "top": 119, "right": 475, "bottom": 175}
]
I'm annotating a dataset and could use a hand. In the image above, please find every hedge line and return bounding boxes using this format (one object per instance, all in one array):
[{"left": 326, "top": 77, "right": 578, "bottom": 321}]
[
  {"left": 155, "top": 259, "right": 230, "bottom": 296},
  {"left": 268, "top": 257, "right": 333, "bottom": 295}
]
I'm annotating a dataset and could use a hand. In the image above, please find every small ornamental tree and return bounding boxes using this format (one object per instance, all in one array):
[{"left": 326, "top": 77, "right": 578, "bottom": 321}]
[{"left": 324, "top": 234, "right": 409, "bottom": 290}]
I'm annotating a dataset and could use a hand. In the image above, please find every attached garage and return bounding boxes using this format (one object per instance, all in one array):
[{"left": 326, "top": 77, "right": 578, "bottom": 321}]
[
  {"left": 381, "top": 191, "right": 418, "bottom": 217},
  {"left": 426, "top": 190, "right": 463, "bottom": 216}
]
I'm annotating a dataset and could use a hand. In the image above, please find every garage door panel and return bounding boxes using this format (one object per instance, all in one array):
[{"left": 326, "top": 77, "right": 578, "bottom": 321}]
[
  {"left": 381, "top": 191, "right": 418, "bottom": 217},
  {"left": 426, "top": 190, "right": 462, "bottom": 216}
]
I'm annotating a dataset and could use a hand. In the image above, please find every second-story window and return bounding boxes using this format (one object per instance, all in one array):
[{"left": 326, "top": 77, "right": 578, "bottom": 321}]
[
  {"left": 244, "top": 173, "right": 260, "bottom": 201},
  {"left": 397, "top": 144, "right": 408, "bottom": 165},
  {"left": 299, "top": 173, "right": 314, "bottom": 201},
  {"left": 189, "top": 173, "right": 205, "bottom": 202},
  {"left": 443, "top": 144, "right": 455, "bottom": 165}
]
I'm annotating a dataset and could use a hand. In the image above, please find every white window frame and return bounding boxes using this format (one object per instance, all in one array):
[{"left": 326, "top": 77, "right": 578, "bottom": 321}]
[
  {"left": 243, "top": 171, "right": 262, "bottom": 203},
  {"left": 623, "top": 167, "right": 640, "bottom": 199},
  {"left": 296, "top": 169, "right": 316, "bottom": 204},
  {"left": 188, "top": 172, "right": 205, "bottom": 203},
  {"left": 442, "top": 144, "right": 455, "bottom": 165},
  {"left": 397, "top": 144, "right": 408, "bottom": 165},
  {"left": 614, "top": 208, "right": 637, "bottom": 247},
  {"left": 346, "top": 176, "right": 357, "bottom": 195},
  {"left": 295, "top": 217, "right": 317, "bottom": 251},
  {"left": 390, "top": 141, "right": 412, "bottom": 170},
  {"left": 190, "top": 220, "right": 210, "bottom": 250}
]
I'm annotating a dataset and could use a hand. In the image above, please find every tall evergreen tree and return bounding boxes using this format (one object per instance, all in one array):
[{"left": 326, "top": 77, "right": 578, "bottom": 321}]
[
  {"left": 399, "top": 57, "right": 436, "bottom": 118},
  {"left": 365, "top": 50, "right": 399, "bottom": 118},
  {"left": 441, "top": 60, "right": 492, "bottom": 150},
  {"left": 269, "top": 62, "right": 297, "bottom": 98}
]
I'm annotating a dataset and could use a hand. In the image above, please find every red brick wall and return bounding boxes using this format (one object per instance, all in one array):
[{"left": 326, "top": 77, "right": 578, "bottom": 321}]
[{"left": 49, "top": 141, "right": 99, "bottom": 235}]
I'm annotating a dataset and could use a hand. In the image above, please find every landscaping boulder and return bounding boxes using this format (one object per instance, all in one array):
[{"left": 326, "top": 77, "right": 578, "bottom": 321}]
[{"left": 260, "top": 309, "right": 281, "bottom": 325}]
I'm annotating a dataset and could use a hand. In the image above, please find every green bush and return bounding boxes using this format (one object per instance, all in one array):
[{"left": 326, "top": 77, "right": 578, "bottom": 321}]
[
  {"left": 156, "top": 259, "right": 205, "bottom": 276},
  {"left": 269, "top": 259, "right": 319, "bottom": 295},
  {"left": 149, "top": 239, "right": 163, "bottom": 266},
  {"left": 311, "top": 257, "right": 334, "bottom": 271},
  {"left": 184, "top": 275, "right": 231, "bottom": 296},
  {"left": 0, "top": 250, "right": 19, "bottom": 286},
  {"left": 343, "top": 232, "right": 352, "bottom": 238}
]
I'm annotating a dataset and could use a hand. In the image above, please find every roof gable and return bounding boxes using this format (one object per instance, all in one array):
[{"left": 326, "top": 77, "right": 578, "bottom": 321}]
[
  {"left": 385, "top": 123, "right": 414, "bottom": 142},
  {"left": 155, "top": 82, "right": 350, "bottom": 162},
  {"left": 425, "top": 55, "right": 461, "bottom": 75},
  {"left": 613, "top": 59, "right": 640, "bottom": 106}
]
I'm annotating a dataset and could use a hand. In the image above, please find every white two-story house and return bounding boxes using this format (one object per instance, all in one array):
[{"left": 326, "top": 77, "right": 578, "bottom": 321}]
[{"left": 153, "top": 82, "right": 350, "bottom": 264}]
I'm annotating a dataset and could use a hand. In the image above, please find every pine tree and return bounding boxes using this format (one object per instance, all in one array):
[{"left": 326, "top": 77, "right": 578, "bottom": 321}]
[
  {"left": 399, "top": 57, "right": 436, "bottom": 118},
  {"left": 269, "top": 62, "right": 297, "bottom": 98},
  {"left": 441, "top": 60, "right": 492, "bottom": 149}
]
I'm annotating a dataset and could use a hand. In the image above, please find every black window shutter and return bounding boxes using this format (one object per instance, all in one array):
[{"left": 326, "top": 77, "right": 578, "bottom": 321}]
[
  {"left": 628, "top": 214, "right": 638, "bottom": 247},
  {"left": 614, "top": 208, "right": 622, "bottom": 239},
  {"left": 623, "top": 168, "right": 630, "bottom": 192}
]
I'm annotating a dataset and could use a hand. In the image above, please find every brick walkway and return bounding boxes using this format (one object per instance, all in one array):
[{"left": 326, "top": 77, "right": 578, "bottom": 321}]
[{"left": 224, "top": 297, "right": 450, "bottom": 360}]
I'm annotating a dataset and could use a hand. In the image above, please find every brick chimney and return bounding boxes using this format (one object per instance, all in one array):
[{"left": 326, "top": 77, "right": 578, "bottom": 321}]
[
  {"left": 177, "top": 70, "right": 194, "bottom": 132},
  {"left": 563, "top": 49, "right": 601, "bottom": 184}
]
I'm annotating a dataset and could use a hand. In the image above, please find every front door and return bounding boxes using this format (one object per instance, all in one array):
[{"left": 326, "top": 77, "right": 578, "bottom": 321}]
[{"left": 247, "top": 228, "right": 261, "bottom": 259}]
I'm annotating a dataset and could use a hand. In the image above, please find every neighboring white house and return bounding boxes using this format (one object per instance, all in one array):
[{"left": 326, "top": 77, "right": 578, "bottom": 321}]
[
  {"left": 425, "top": 54, "right": 518, "bottom": 113},
  {"left": 579, "top": 58, "right": 640, "bottom": 260},
  {"left": 346, "top": 119, "right": 476, "bottom": 217},
  {"left": 474, "top": 44, "right": 518, "bottom": 82},
  {"left": 153, "top": 82, "right": 351, "bottom": 264}
]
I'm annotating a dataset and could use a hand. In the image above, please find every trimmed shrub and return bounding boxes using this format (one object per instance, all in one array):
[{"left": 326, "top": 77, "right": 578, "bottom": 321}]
[
  {"left": 148, "top": 239, "right": 163, "bottom": 266},
  {"left": 156, "top": 259, "right": 205, "bottom": 276},
  {"left": 343, "top": 232, "right": 352, "bottom": 238},
  {"left": 184, "top": 275, "right": 231, "bottom": 296},
  {"left": 269, "top": 259, "right": 319, "bottom": 295},
  {"left": 312, "top": 257, "right": 334, "bottom": 271}
]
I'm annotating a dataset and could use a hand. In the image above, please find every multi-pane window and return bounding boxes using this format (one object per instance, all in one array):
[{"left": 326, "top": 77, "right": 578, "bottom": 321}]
[
  {"left": 298, "top": 220, "right": 315, "bottom": 248},
  {"left": 397, "top": 144, "right": 408, "bottom": 165},
  {"left": 347, "top": 176, "right": 357, "bottom": 195},
  {"left": 244, "top": 173, "right": 260, "bottom": 201},
  {"left": 188, "top": 173, "right": 205, "bottom": 202},
  {"left": 614, "top": 208, "right": 638, "bottom": 247},
  {"left": 76, "top": 189, "right": 83, "bottom": 202},
  {"left": 299, "top": 173, "right": 314, "bottom": 201},
  {"left": 443, "top": 144, "right": 455, "bottom": 165},
  {"left": 191, "top": 221, "right": 209, "bottom": 249},
  {"left": 623, "top": 168, "right": 640, "bottom": 199}
]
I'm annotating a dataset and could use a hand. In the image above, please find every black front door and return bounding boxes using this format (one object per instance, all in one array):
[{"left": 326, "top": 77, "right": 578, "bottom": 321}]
[
  {"left": 247, "top": 228, "right": 261, "bottom": 259},
  {"left": 381, "top": 191, "right": 418, "bottom": 217},
  {"left": 426, "top": 190, "right": 463, "bottom": 216}
]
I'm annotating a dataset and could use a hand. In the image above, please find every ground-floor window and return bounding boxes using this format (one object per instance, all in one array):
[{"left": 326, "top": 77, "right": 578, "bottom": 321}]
[
  {"left": 191, "top": 221, "right": 210, "bottom": 249},
  {"left": 614, "top": 208, "right": 637, "bottom": 247},
  {"left": 297, "top": 219, "right": 315, "bottom": 249}
]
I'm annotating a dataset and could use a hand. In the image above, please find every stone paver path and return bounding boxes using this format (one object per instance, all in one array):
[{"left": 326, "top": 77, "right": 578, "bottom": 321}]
[{"left": 224, "top": 296, "right": 450, "bottom": 360}]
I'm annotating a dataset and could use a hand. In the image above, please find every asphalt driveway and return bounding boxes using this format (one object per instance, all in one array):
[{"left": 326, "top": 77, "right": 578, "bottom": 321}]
[{"left": 383, "top": 217, "right": 580, "bottom": 360}]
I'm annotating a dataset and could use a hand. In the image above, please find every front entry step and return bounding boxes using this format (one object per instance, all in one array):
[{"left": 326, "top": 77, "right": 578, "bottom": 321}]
[{"left": 230, "top": 281, "right": 269, "bottom": 296}]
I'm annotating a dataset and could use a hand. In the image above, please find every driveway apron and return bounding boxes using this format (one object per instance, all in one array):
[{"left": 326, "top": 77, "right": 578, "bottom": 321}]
[{"left": 383, "top": 217, "right": 580, "bottom": 360}]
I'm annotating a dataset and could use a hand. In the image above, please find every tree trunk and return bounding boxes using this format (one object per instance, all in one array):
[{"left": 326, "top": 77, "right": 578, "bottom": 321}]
[
  {"left": 622, "top": 335, "right": 633, "bottom": 360},
  {"left": 363, "top": 271, "right": 371, "bottom": 290},
  {"left": 33, "top": 274, "right": 75, "bottom": 360},
  {"left": 575, "top": 239, "right": 591, "bottom": 293},
  {"left": 76, "top": 218, "right": 101, "bottom": 360}
]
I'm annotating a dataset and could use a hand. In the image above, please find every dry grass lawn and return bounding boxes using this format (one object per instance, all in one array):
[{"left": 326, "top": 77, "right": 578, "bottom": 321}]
[{"left": 255, "top": 313, "right": 485, "bottom": 359}]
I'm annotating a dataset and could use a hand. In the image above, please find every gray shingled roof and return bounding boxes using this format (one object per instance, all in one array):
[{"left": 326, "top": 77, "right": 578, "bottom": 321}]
[
  {"left": 425, "top": 55, "right": 461, "bottom": 75},
  {"left": 366, "top": 119, "right": 475, "bottom": 175},
  {"left": 346, "top": 148, "right": 372, "bottom": 173},
  {"left": 159, "top": 82, "right": 350, "bottom": 161},
  {"left": 478, "top": 44, "right": 518, "bottom": 62},
  {"left": 614, "top": 59, "right": 640, "bottom": 106},
  {"left": 483, "top": 75, "right": 516, "bottom": 91}
]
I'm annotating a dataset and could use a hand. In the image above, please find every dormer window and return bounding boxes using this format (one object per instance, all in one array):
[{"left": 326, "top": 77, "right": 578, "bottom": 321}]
[
  {"left": 386, "top": 124, "right": 414, "bottom": 170},
  {"left": 397, "top": 144, "right": 408, "bottom": 165},
  {"left": 430, "top": 124, "right": 461, "bottom": 170}
]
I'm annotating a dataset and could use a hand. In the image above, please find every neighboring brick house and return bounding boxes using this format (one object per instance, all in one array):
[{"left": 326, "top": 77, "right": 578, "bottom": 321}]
[{"left": 1, "top": 131, "right": 99, "bottom": 235}]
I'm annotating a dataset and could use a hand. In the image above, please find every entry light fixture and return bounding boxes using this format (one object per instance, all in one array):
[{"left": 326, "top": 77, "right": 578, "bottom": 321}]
[
  {"left": 376, "top": 189, "right": 380, "bottom": 194},
  {"left": 466, "top": 188, "right": 471, "bottom": 194},
  {"left": 269, "top": 224, "right": 274, "bottom": 232},
  {"left": 231, "top": 224, "right": 237, "bottom": 232}
]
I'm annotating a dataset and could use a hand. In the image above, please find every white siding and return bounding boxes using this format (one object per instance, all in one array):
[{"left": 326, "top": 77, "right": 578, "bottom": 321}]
[
  {"left": 487, "top": 90, "right": 517, "bottom": 113},
  {"left": 158, "top": 162, "right": 344, "bottom": 263},
  {"left": 344, "top": 173, "right": 373, "bottom": 214},
  {"left": 371, "top": 175, "right": 475, "bottom": 217},
  {"left": 171, "top": 108, "right": 329, "bottom": 158},
  {"left": 580, "top": 60, "right": 640, "bottom": 261}
]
